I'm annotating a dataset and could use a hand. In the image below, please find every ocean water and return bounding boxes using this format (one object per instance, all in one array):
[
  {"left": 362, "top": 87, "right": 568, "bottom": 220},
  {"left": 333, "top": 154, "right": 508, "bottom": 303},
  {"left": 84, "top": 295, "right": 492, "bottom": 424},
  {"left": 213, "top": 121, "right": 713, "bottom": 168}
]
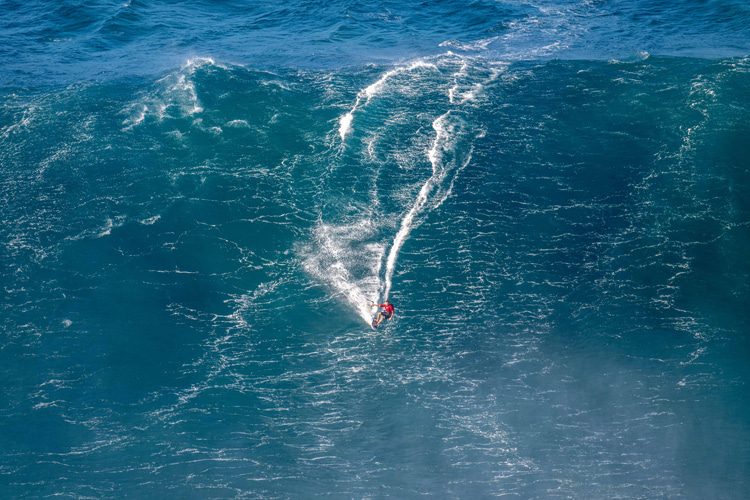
[{"left": 2, "top": 1, "right": 750, "bottom": 498}]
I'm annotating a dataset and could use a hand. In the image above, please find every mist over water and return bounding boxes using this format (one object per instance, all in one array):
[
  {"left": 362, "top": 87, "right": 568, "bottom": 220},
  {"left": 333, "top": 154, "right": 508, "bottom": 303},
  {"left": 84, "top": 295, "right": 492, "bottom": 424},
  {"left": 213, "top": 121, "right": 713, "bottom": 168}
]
[{"left": 2, "top": 1, "right": 750, "bottom": 498}]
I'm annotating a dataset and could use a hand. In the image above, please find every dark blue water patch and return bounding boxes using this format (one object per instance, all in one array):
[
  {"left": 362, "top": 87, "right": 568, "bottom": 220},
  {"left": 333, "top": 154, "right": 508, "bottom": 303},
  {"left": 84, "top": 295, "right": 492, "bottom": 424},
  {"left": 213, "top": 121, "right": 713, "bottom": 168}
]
[
  {"left": 0, "top": 0, "right": 521, "bottom": 84},
  {"left": 3, "top": 0, "right": 750, "bottom": 85},
  {"left": 558, "top": 0, "right": 750, "bottom": 60},
  {"left": 4, "top": 406, "right": 94, "bottom": 456}
]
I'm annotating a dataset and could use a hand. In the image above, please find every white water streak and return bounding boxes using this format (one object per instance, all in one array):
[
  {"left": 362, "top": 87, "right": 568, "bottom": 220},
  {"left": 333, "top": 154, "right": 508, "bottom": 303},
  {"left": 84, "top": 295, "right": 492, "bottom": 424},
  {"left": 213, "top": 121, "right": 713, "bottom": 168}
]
[
  {"left": 339, "top": 61, "right": 437, "bottom": 141},
  {"left": 383, "top": 111, "right": 470, "bottom": 300}
]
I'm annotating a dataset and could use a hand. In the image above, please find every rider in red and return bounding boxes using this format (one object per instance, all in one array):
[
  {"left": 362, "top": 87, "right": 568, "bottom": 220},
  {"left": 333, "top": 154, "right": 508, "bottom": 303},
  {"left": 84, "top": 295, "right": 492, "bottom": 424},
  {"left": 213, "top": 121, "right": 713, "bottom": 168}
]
[{"left": 373, "top": 300, "right": 395, "bottom": 327}]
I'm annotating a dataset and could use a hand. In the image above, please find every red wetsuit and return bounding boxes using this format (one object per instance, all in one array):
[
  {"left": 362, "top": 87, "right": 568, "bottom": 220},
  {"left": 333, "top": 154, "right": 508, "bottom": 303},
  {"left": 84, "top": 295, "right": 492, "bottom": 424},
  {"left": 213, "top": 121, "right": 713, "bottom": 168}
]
[{"left": 376, "top": 303, "right": 394, "bottom": 318}]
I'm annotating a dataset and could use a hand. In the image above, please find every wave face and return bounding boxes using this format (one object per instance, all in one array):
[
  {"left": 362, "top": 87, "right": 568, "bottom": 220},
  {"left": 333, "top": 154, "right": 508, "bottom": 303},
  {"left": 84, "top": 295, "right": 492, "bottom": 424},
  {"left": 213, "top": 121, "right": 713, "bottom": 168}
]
[{"left": 2, "top": 1, "right": 750, "bottom": 499}]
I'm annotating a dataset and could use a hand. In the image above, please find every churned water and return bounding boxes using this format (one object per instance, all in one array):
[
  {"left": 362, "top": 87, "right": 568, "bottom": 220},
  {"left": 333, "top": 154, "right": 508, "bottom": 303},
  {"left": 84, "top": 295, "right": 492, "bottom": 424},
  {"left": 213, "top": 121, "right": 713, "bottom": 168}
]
[{"left": 2, "top": 1, "right": 749, "bottom": 498}]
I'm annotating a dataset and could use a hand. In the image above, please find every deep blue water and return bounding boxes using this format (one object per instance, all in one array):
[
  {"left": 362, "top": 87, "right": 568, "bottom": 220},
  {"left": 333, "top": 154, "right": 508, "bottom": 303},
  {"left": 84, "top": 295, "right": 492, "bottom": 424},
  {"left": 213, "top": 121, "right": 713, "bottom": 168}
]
[{"left": 2, "top": 1, "right": 750, "bottom": 498}]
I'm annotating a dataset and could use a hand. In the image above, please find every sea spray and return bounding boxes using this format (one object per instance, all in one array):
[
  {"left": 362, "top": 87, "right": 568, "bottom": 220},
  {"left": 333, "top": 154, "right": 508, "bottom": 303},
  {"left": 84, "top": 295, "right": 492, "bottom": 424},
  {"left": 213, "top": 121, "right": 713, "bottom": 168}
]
[{"left": 302, "top": 218, "right": 385, "bottom": 322}]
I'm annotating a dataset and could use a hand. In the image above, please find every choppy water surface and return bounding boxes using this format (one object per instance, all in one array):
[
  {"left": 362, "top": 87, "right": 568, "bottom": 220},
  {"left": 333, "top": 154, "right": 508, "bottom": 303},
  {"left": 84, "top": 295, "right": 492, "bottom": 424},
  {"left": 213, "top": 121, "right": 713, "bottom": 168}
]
[{"left": 2, "top": 1, "right": 749, "bottom": 498}]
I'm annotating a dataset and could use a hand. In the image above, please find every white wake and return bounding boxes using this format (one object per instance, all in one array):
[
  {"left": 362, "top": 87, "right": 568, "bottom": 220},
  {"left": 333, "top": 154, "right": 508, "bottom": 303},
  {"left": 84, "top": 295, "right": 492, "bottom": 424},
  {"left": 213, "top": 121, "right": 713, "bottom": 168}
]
[
  {"left": 383, "top": 111, "right": 472, "bottom": 301},
  {"left": 309, "top": 56, "right": 490, "bottom": 324}
]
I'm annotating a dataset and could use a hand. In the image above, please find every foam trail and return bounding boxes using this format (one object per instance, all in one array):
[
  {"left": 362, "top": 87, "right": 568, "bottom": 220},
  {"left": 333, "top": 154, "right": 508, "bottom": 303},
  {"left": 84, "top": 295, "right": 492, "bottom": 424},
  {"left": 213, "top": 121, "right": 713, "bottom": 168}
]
[
  {"left": 339, "top": 61, "right": 437, "bottom": 141},
  {"left": 328, "top": 59, "right": 478, "bottom": 320},
  {"left": 383, "top": 111, "right": 470, "bottom": 300}
]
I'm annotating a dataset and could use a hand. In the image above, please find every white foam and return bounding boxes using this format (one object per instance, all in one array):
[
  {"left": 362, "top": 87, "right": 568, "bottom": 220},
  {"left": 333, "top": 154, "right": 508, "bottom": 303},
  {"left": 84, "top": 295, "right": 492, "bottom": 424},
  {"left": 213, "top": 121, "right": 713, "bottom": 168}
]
[
  {"left": 439, "top": 36, "right": 501, "bottom": 52},
  {"left": 121, "top": 62, "right": 206, "bottom": 130},
  {"left": 140, "top": 215, "right": 161, "bottom": 225},
  {"left": 1, "top": 106, "right": 36, "bottom": 139},
  {"left": 185, "top": 57, "right": 216, "bottom": 70},
  {"left": 338, "top": 60, "right": 437, "bottom": 142},
  {"left": 383, "top": 112, "right": 472, "bottom": 300},
  {"left": 303, "top": 219, "right": 384, "bottom": 323},
  {"left": 226, "top": 119, "right": 251, "bottom": 128},
  {"left": 338, "top": 111, "right": 354, "bottom": 141},
  {"left": 96, "top": 216, "right": 126, "bottom": 238}
]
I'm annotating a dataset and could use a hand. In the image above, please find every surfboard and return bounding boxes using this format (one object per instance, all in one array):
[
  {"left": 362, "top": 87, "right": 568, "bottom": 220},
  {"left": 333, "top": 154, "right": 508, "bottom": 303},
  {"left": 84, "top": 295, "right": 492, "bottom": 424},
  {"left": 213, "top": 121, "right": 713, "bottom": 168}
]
[{"left": 371, "top": 318, "right": 378, "bottom": 330}]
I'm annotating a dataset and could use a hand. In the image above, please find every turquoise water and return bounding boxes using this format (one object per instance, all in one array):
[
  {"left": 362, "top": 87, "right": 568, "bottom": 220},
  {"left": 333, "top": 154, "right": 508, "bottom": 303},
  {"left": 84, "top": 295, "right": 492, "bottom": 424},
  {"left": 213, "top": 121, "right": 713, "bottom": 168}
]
[{"left": 2, "top": 1, "right": 750, "bottom": 498}]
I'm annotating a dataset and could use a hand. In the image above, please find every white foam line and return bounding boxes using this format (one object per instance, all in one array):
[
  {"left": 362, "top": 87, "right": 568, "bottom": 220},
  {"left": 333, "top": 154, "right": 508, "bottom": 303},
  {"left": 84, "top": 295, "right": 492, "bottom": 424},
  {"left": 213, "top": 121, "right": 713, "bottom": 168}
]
[
  {"left": 339, "top": 61, "right": 438, "bottom": 141},
  {"left": 383, "top": 111, "right": 467, "bottom": 300},
  {"left": 448, "top": 61, "right": 469, "bottom": 104}
]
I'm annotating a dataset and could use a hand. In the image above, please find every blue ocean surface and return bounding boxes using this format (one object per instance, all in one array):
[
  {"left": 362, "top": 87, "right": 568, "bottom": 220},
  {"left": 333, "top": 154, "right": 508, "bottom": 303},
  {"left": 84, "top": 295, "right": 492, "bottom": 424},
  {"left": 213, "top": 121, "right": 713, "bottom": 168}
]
[{"left": 2, "top": 1, "right": 750, "bottom": 498}]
